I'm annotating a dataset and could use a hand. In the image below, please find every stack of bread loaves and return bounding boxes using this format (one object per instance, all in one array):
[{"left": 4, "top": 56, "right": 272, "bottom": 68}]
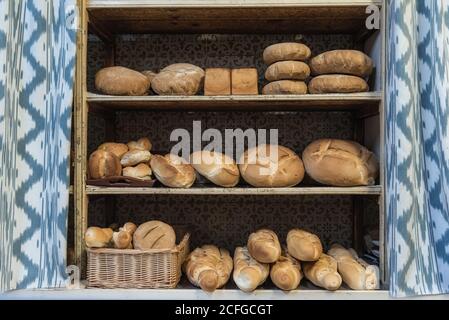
[
  {"left": 308, "top": 50, "right": 374, "bottom": 94},
  {"left": 262, "top": 42, "right": 311, "bottom": 95}
]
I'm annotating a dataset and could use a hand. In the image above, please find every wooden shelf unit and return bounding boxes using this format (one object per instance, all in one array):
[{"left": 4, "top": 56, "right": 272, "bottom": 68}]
[{"left": 74, "top": 0, "right": 387, "bottom": 296}]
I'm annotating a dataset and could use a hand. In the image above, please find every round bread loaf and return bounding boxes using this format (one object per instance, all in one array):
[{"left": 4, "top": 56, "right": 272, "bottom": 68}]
[
  {"left": 152, "top": 63, "right": 205, "bottom": 95},
  {"left": 95, "top": 66, "right": 150, "bottom": 96},
  {"left": 308, "top": 75, "right": 368, "bottom": 94},
  {"left": 97, "top": 142, "right": 129, "bottom": 159},
  {"left": 133, "top": 221, "right": 176, "bottom": 250},
  {"left": 120, "top": 150, "right": 152, "bottom": 167},
  {"left": 191, "top": 151, "right": 240, "bottom": 187},
  {"left": 262, "top": 80, "right": 308, "bottom": 95},
  {"left": 247, "top": 229, "right": 281, "bottom": 263},
  {"left": 263, "top": 42, "right": 312, "bottom": 65},
  {"left": 265, "top": 61, "right": 310, "bottom": 81},
  {"left": 88, "top": 150, "right": 122, "bottom": 179},
  {"left": 238, "top": 145, "right": 305, "bottom": 187},
  {"left": 150, "top": 154, "right": 196, "bottom": 188},
  {"left": 122, "top": 163, "right": 152, "bottom": 180},
  {"left": 310, "top": 50, "right": 374, "bottom": 77},
  {"left": 302, "top": 139, "right": 379, "bottom": 186}
]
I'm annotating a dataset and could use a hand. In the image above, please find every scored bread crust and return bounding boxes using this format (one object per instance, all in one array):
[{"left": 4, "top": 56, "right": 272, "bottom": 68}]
[
  {"left": 191, "top": 151, "right": 240, "bottom": 187},
  {"left": 150, "top": 154, "right": 196, "bottom": 188},
  {"left": 133, "top": 221, "right": 176, "bottom": 250}
]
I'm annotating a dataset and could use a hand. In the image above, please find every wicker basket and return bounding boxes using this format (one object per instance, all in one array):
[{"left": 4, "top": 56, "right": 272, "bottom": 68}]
[{"left": 86, "top": 232, "right": 190, "bottom": 289}]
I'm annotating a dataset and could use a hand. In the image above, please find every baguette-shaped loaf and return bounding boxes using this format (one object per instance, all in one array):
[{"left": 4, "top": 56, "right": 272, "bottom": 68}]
[
  {"left": 247, "top": 229, "right": 281, "bottom": 263},
  {"left": 233, "top": 247, "right": 270, "bottom": 292},
  {"left": 287, "top": 229, "right": 323, "bottom": 262},
  {"left": 150, "top": 154, "right": 196, "bottom": 188},
  {"left": 85, "top": 227, "right": 113, "bottom": 248},
  {"left": 270, "top": 250, "right": 303, "bottom": 291},
  {"left": 184, "top": 245, "right": 233, "bottom": 292},
  {"left": 310, "top": 50, "right": 373, "bottom": 77},
  {"left": 303, "top": 254, "right": 342, "bottom": 291},
  {"left": 328, "top": 244, "right": 379, "bottom": 290},
  {"left": 191, "top": 151, "right": 240, "bottom": 187}
]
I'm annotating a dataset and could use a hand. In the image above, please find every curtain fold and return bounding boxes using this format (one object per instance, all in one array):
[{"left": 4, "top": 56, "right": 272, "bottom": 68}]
[
  {"left": 0, "top": 0, "right": 76, "bottom": 291},
  {"left": 386, "top": 0, "right": 449, "bottom": 297}
]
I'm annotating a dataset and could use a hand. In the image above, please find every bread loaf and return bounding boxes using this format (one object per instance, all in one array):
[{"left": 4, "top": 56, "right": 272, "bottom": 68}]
[
  {"left": 122, "top": 163, "right": 152, "bottom": 180},
  {"left": 262, "top": 80, "right": 307, "bottom": 95},
  {"left": 141, "top": 70, "right": 157, "bottom": 83},
  {"left": 151, "top": 63, "right": 204, "bottom": 95},
  {"left": 308, "top": 75, "right": 368, "bottom": 94},
  {"left": 97, "top": 142, "right": 129, "bottom": 159},
  {"left": 265, "top": 61, "right": 310, "bottom": 81},
  {"left": 85, "top": 227, "right": 113, "bottom": 248},
  {"left": 247, "top": 229, "right": 281, "bottom": 263},
  {"left": 133, "top": 221, "right": 176, "bottom": 250},
  {"left": 303, "top": 254, "right": 342, "bottom": 291},
  {"left": 286, "top": 229, "right": 323, "bottom": 262},
  {"left": 121, "top": 222, "right": 137, "bottom": 236},
  {"left": 112, "top": 222, "right": 137, "bottom": 249},
  {"left": 184, "top": 245, "right": 233, "bottom": 292},
  {"left": 150, "top": 154, "right": 196, "bottom": 188},
  {"left": 233, "top": 247, "right": 270, "bottom": 292},
  {"left": 95, "top": 66, "right": 150, "bottom": 96},
  {"left": 204, "top": 68, "right": 231, "bottom": 95},
  {"left": 191, "top": 151, "right": 240, "bottom": 187},
  {"left": 239, "top": 145, "right": 305, "bottom": 187},
  {"left": 302, "top": 139, "right": 379, "bottom": 186},
  {"left": 120, "top": 150, "right": 152, "bottom": 167},
  {"left": 263, "top": 43, "right": 311, "bottom": 65},
  {"left": 231, "top": 68, "right": 258, "bottom": 95},
  {"left": 127, "top": 137, "right": 152, "bottom": 151},
  {"left": 327, "top": 244, "right": 379, "bottom": 290},
  {"left": 310, "top": 50, "right": 374, "bottom": 77},
  {"left": 270, "top": 251, "right": 303, "bottom": 291},
  {"left": 88, "top": 150, "right": 122, "bottom": 179}
]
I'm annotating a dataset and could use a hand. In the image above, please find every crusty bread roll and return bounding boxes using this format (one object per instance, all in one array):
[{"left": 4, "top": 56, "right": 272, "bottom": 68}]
[
  {"left": 121, "top": 222, "right": 137, "bottom": 236},
  {"left": 127, "top": 137, "right": 152, "bottom": 151},
  {"left": 97, "top": 142, "right": 129, "bottom": 159},
  {"left": 133, "top": 221, "right": 176, "bottom": 250},
  {"left": 191, "top": 151, "right": 240, "bottom": 187},
  {"left": 112, "top": 222, "right": 137, "bottom": 249},
  {"left": 183, "top": 245, "right": 233, "bottom": 292},
  {"left": 88, "top": 150, "right": 122, "bottom": 179},
  {"left": 204, "top": 68, "right": 231, "bottom": 96},
  {"left": 247, "top": 229, "right": 281, "bottom": 263},
  {"left": 141, "top": 70, "right": 157, "bottom": 83},
  {"left": 310, "top": 50, "right": 374, "bottom": 77},
  {"left": 231, "top": 68, "right": 258, "bottom": 95},
  {"left": 328, "top": 244, "right": 379, "bottom": 290},
  {"left": 233, "top": 247, "right": 270, "bottom": 292},
  {"left": 122, "top": 163, "right": 152, "bottom": 180},
  {"left": 303, "top": 254, "right": 342, "bottom": 291},
  {"left": 239, "top": 145, "right": 305, "bottom": 187},
  {"left": 263, "top": 42, "right": 311, "bottom": 65},
  {"left": 85, "top": 227, "right": 113, "bottom": 248},
  {"left": 270, "top": 250, "right": 303, "bottom": 291},
  {"left": 152, "top": 63, "right": 205, "bottom": 96},
  {"left": 150, "top": 154, "right": 196, "bottom": 188},
  {"left": 262, "top": 80, "right": 308, "bottom": 95},
  {"left": 265, "top": 61, "right": 310, "bottom": 81},
  {"left": 308, "top": 75, "right": 368, "bottom": 94},
  {"left": 95, "top": 66, "right": 150, "bottom": 96},
  {"left": 120, "top": 150, "right": 152, "bottom": 167},
  {"left": 302, "top": 139, "right": 379, "bottom": 186},
  {"left": 287, "top": 229, "right": 323, "bottom": 262}
]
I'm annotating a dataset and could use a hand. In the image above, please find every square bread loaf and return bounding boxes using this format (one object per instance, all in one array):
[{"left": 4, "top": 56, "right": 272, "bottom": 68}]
[
  {"left": 231, "top": 68, "right": 258, "bottom": 95},
  {"left": 204, "top": 68, "right": 231, "bottom": 95}
]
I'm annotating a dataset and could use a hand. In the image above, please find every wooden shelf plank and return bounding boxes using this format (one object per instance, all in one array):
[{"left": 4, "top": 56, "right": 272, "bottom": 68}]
[
  {"left": 87, "top": 92, "right": 382, "bottom": 113},
  {"left": 85, "top": 185, "right": 382, "bottom": 196}
]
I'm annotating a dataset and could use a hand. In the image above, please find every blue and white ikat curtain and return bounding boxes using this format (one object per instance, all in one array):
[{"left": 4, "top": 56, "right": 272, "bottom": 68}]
[
  {"left": 386, "top": 0, "right": 449, "bottom": 297},
  {"left": 0, "top": 0, "right": 76, "bottom": 291}
]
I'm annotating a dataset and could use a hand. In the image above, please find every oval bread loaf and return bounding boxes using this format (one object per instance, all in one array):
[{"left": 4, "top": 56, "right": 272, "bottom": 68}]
[
  {"left": 97, "top": 142, "right": 129, "bottom": 159},
  {"left": 263, "top": 42, "right": 311, "bottom": 65},
  {"left": 310, "top": 50, "right": 374, "bottom": 77},
  {"left": 133, "top": 221, "right": 176, "bottom": 250},
  {"left": 88, "top": 150, "right": 122, "bottom": 179},
  {"left": 262, "top": 80, "right": 307, "bottom": 95},
  {"left": 152, "top": 63, "right": 205, "bottom": 95},
  {"left": 247, "top": 229, "right": 281, "bottom": 263},
  {"left": 302, "top": 139, "right": 379, "bottom": 186},
  {"left": 122, "top": 163, "right": 152, "bottom": 180},
  {"left": 191, "top": 151, "right": 240, "bottom": 187},
  {"left": 95, "top": 66, "right": 150, "bottom": 96},
  {"left": 287, "top": 229, "right": 323, "bottom": 262},
  {"left": 150, "top": 154, "right": 196, "bottom": 188},
  {"left": 265, "top": 61, "right": 310, "bottom": 81},
  {"left": 308, "top": 75, "right": 368, "bottom": 94},
  {"left": 120, "top": 150, "right": 152, "bottom": 167},
  {"left": 233, "top": 247, "right": 270, "bottom": 292},
  {"left": 270, "top": 251, "right": 303, "bottom": 291},
  {"left": 303, "top": 254, "right": 342, "bottom": 291}
]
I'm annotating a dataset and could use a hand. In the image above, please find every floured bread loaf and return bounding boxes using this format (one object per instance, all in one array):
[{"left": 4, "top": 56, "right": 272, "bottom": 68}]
[
  {"left": 302, "top": 139, "right": 379, "bottom": 186},
  {"left": 152, "top": 63, "right": 205, "bottom": 95},
  {"left": 133, "top": 221, "right": 176, "bottom": 250},
  {"left": 270, "top": 250, "right": 303, "bottom": 291},
  {"left": 122, "top": 163, "right": 152, "bottom": 180},
  {"left": 95, "top": 66, "right": 150, "bottom": 96},
  {"left": 97, "top": 142, "right": 129, "bottom": 159},
  {"left": 310, "top": 50, "right": 374, "bottom": 77},
  {"left": 120, "top": 150, "right": 152, "bottom": 167},
  {"left": 303, "top": 254, "right": 342, "bottom": 291},
  {"left": 308, "top": 75, "right": 368, "bottom": 94},
  {"left": 265, "top": 61, "right": 310, "bottom": 81},
  {"left": 233, "top": 247, "right": 270, "bottom": 292},
  {"left": 247, "top": 229, "right": 281, "bottom": 263},
  {"left": 263, "top": 43, "right": 311, "bottom": 65},
  {"left": 88, "top": 150, "right": 122, "bottom": 179},
  {"left": 287, "top": 229, "right": 323, "bottom": 262},
  {"left": 262, "top": 80, "right": 308, "bottom": 95},
  {"left": 191, "top": 151, "right": 240, "bottom": 187},
  {"left": 150, "top": 154, "right": 196, "bottom": 188},
  {"left": 239, "top": 144, "right": 305, "bottom": 187}
]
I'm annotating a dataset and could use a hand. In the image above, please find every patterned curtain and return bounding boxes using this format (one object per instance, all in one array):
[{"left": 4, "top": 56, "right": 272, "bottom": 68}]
[
  {"left": 0, "top": 0, "right": 76, "bottom": 291},
  {"left": 386, "top": 0, "right": 449, "bottom": 297}
]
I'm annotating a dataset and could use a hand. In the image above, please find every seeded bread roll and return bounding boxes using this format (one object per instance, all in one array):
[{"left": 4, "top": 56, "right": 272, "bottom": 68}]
[
  {"left": 233, "top": 247, "right": 270, "bottom": 292},
  {"left": 88, "top": 150, "right": 122, "bottom": 179},
  {"left": 120, "top": 150, "right": 152, "bottom": 167},
  {"left": 265, "top": 61, "right": 310, "bottom": 81},
  {"left": 247, "top": 229, "right": 281, "bottom": 263},
  {"left": 152, "top": 63, "right": 205, "bottom": 96},
  {"left": 122, "top": 163, "right": 152, "bottom": 181},
  {"left": 303, "top": 254, "right": 342, "bottom": 291},
  {"left": 287, "top": 229, "right": 323, "bottom": 262},
  {"left": 302, "top": 139, "right": 379, "bottom": 186},
  {"left": 263, "top": 43, "right": 312, "bottom": 65},
  {"left": 191, "top": 151, "right": 240, "bottom": 187},
  {"left": 95, "top": 66, "right": 150, "bottom": 96},
  {"left": 97, "top": 142, "right": 129, "bottom": 159},
  {"left": 308, "top": 75, "right": 369, "bottom": 94},
  {"left": 150, "top": 154, "right": 196, "bottom": 188},
  {"left": 133, "top": 221, "right": 176, "bottom": 250},
  {"left": 310, "top": 50, "right": 374, "bottom": 77},
  {"left": 262, "top": 80, "right": 308, "bottom": 95}
]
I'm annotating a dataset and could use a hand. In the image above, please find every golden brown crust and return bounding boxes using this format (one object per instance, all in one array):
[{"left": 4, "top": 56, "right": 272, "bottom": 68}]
[
  {"left": 150, "top": 154, "right": 196, "bottom": 188},
  {"left": 247, "top": 229, "right": 281, "bottom": 263},
  {"left": 204, "top": 68, "right": 231, "bottom": 95},
  {"left": 263, "top": 42, "right": 311, "bottom": 65},
  {"left": 308, "top": 75, "right": 369, "bottom": 94},
  {"left": 152, "top": 63, "right": 204, "bottom": 95},
  {"left": 262, "top": 80, "right": 308, "bottom": 95},
  {"left": 265, "top": 61, "right": 310, "bottom": 81},
  {"left": 95, "top": 66, "right": 150, "bottom": 96},
  {"left": 310, "top": 50, "right": 374, "bottom": 77},
  {"left": 133, "top": 221, "right": 176, "bottom": 250},
  {"left": 88, "top": 150, "right": 122, "bottom": 179}
]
